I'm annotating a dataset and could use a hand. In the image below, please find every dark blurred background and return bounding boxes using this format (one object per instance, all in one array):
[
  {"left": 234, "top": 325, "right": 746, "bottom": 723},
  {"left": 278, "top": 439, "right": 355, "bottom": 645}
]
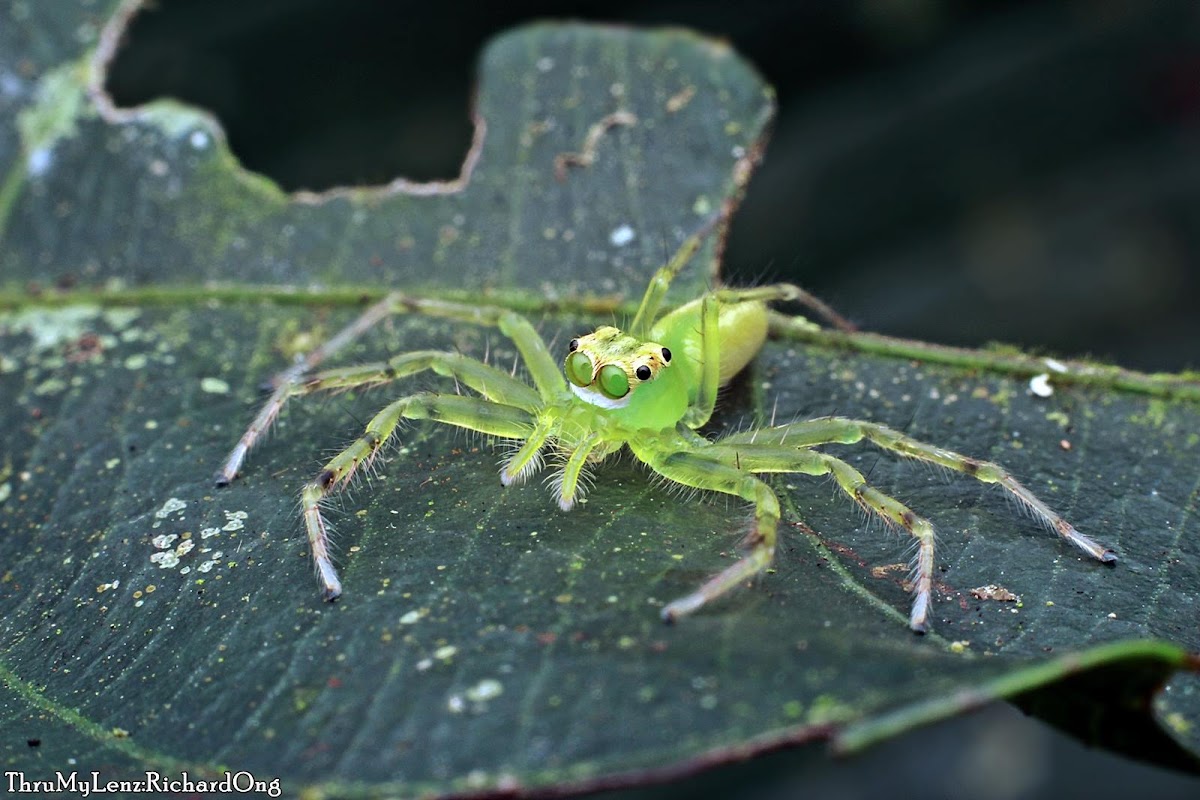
[
  {"left": 106, "top": 0, "right": 1199, "bottom": 372},
  {"left": 105, "top": 1, "right": 1200, "bottom": 797}
]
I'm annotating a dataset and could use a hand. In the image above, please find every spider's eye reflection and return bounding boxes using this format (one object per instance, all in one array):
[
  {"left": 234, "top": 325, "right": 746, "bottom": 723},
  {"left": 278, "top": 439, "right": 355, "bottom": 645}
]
[
  {"left": 565, "top": 351, "right": 592, "bottom": 387},
  {"left": 635, "top": 365, "right": 652, "bottom": 381},
  {"left": 661, "top": 347, "right": 672, "bottom": 363},
  {"left": 598, "top": 364, "right": 630, "bottom": 399},
  {"left": 568, "top": 338, "right": 580, "bottom": 353}
]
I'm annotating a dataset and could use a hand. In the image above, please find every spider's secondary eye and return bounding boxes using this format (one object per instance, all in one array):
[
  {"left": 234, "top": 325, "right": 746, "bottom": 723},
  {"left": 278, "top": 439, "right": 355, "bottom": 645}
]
[
  {"left": 566, "top": 352, "right": 593, "bottom": 387},
  {"left": 568, "top": 338, "right": 580, "bottom": 353},
  {"left": 635, "top": 365, "right": 652, "bottom": 381},
  {"left": 597, "top": 364, "right": 630, "bottom": 399},
  {"left": 661, "top": 347, "right": 671, "bottom": 363}
]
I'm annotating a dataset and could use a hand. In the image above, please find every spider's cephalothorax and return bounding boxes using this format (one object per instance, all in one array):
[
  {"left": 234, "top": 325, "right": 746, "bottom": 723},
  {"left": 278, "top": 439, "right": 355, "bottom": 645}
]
[{"left": 216, "top": 227, "right": 1116, "bottom": 633}]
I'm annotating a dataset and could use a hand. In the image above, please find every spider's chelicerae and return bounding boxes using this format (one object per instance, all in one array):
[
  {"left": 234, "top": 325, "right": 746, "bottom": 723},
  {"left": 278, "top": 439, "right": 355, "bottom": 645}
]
[{"left": 215, "top": 227, "right": 1116, "bottom": 632}]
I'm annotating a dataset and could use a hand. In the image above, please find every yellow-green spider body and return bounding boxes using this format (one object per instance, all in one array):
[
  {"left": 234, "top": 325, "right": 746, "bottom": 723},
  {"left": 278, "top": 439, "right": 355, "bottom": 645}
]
[{"left": 216, "top": 227, "right": 1115, "bottom": 633}]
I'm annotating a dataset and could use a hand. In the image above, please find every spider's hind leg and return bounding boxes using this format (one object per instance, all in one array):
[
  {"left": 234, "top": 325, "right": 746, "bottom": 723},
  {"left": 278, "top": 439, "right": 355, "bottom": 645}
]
[
  {"left": 723, "top": 417, "right": 1117, "bottom": 564},
  {"left": 698, "top": 442, "right": 937, "bottom": 632}
]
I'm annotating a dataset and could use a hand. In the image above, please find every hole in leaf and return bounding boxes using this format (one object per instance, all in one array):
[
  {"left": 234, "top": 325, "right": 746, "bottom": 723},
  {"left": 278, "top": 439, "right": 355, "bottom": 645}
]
[
  {"left": 100, "top": 0, "right": 899, "bottom": 194},
  {"left": 106, "top": 0, "right": 486, "bottom": 192}
]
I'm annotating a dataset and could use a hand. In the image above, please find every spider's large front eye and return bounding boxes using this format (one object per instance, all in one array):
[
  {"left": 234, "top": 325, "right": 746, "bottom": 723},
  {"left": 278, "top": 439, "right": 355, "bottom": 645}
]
[
  {"left": 566, "top": 351, "right": 593, "bottom": 387},
  {"left": 635, "top": 364, "right": 652, "bottom": 381},
  {"left": 597, "top": 364, "right": 630, "bottom": 399}
]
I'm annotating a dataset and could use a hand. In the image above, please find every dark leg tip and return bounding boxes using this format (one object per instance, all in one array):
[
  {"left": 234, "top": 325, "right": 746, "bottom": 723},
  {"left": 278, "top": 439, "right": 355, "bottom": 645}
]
[
  {"left": 213, "top": 473, "right": 231, "bottom": 488},
  {"left": 322, "top": 587, "right": 342, "bottom": 602},
  {"left": 910, "top": 622, "right": 927, "bottom": 636},
  {"left": 1101, "top": 549, "right": 1119, "bottom": 565},
  {"left": 660, "top": 610, "right": 677, "bottom": 626}
]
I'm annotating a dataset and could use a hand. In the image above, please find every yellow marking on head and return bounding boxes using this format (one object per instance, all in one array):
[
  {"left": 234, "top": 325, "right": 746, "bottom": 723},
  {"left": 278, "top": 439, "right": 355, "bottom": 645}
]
[{"left": 565, "top": 326, "right": 673, "bottom": 404}]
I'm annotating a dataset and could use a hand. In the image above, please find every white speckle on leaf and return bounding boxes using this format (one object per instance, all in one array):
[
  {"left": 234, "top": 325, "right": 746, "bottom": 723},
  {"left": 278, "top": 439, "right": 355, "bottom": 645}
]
[
  {"left": 33, "top": 377, "right": 66, "bottom": 396},
  {"left": 190, "top": 130, "right": 209, "bottom": 149},
  {"left": 466, "top": 678, "right": 503, "bottom": 703},
  {"left": 200, "top": 377, "right": 230, "bottom": 394},
  {"left": 1043, "top": 358, "right": 1068, "bottom": 373},
  {"left": 28, "top": 146, "right": 51, "bottom": 175},
  {"left": 399, "top": 609, "right": 427, "bottom": 625},
  {"left": 609, "top": 224, "right": 635, "bottom": 247},
  {"left": 151, "top": 533, "right": 178, "bottom": 549},
  {"left": 222, "top": 510, "right": 248, "bottom": 531},
  {"left": 2, "top": 306, "right": 102, "bottom": 352},
  {"left": 1029, "top": 373, "right": 1053, "bottom": 398},
  {"left": 154, "top": 498, "right": 187, "bottom": 519},
  {"left": 536, "top": 56, "right": 554, "bottom": 72}
]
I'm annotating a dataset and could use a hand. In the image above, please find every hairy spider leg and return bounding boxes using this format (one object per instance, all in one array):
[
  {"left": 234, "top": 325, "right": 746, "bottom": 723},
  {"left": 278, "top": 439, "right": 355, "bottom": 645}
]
[
  {"left": 295, "top": 351, "right": 539, "bottom": 409},
  {"left": 625, "top": 437, "right": 782, "bottom": 623},
  {"left": 628, "top": 219, "right": 856, "bottom": 339},
  {"left": 404, "top": 298, "right": 566, "bottom": 401},
  {"left": 266, "top": 295, "right": 398, "bottom": 390},
  {"left": 722, "top": 417, "right": 1117, "bottom": 564},
  {"left": 499, "top": 414, "right": 556, "bottom": 487},
  {"left": 301, "top": 393, "right": 534, "bottom": 599},
  {"left": 216, "top": 349, "right": 540, "bottom": 485},
  {"left": 693, "top": 442, "right": 938, "bottom": 632},
  {"left": 711, "top": 284, "right": 854, "bottom": 332},
  {"left": 215, "top": 298, "right": 564, "bottom": 485},
  {"left": 553, "top": 432, "right": 605, "bottom": 511}
]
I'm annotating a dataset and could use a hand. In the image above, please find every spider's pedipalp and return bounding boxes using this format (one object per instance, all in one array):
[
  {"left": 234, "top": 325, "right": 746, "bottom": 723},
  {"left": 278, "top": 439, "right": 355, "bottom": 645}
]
[
  {"left": 549, "top": 433, "right": 603, "bottom": 511},
  {"left": 500, "top": 415, "right": 553, "bottom": 486}
]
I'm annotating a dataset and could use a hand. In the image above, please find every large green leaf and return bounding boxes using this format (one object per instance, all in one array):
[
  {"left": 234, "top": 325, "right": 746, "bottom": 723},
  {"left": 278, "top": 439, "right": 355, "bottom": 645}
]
[{"left": 2, "top": 3, "right": 1198, "bottom": 797}]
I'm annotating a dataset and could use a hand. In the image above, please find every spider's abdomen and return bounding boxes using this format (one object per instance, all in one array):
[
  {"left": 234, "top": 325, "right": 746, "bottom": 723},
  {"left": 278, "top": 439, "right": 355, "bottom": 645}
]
[{"left": 651, "top": 298, "right": 768, "bottom": 390}]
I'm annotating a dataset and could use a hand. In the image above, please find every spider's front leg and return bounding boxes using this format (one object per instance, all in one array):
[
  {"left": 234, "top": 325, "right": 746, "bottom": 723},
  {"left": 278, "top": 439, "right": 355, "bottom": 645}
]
[
  {"left": 699, "top": 442, "right": 937, "bottom": 632},
  {"left": 627, "top": 437, "right": 782, "bottom": 622},
  {"left": 301, "top": 393, "right": 534, "bottom": 599},
  {"left": 214, "top": 349, "right": 540, "bottom": 486},
  {"left": 216, "top": 298, "right": 564, "bottom": 485}
]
